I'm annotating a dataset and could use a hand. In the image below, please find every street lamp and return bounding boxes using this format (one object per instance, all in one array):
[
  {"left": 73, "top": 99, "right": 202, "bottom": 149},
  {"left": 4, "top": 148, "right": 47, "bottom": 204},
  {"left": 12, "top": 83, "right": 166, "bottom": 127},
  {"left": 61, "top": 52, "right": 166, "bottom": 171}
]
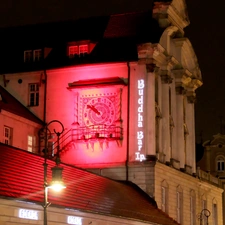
[
  {"left": 42, "top": 120, "right": 66, "bottom": 225},
  {"left": 199, "top": 209, "right": 211, "bottom": 225}
]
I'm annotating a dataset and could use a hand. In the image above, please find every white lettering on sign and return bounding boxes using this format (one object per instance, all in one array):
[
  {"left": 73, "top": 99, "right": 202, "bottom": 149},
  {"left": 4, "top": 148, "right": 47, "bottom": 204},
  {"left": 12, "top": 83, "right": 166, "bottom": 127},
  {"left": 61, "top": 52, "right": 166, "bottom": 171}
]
[
  {"left": 18, "top": 209, "right": 38, "bottom": 220},
  {"left": 67, "top": 216, "right": 82, "bottom": 225},
  {"left": 135, "top": 79, "right": 146, "bottom": 162}
]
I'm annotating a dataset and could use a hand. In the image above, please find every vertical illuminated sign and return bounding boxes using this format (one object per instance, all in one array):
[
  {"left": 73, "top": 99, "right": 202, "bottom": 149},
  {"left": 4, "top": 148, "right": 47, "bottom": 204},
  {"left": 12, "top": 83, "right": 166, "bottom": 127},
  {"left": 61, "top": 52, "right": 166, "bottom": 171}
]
[{"left": 135, "top": 79, "right": 146, "bottom": 162}]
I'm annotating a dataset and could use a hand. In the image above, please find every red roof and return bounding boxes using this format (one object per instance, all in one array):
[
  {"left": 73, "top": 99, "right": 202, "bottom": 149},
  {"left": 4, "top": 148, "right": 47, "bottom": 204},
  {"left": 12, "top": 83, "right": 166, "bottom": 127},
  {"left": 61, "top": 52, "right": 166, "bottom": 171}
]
[
  {"left": 0, "top": 85, "right": 43, "bottom": 125},
  {"left": 0, "top": 143, "right": 179, "bottom": 225}
]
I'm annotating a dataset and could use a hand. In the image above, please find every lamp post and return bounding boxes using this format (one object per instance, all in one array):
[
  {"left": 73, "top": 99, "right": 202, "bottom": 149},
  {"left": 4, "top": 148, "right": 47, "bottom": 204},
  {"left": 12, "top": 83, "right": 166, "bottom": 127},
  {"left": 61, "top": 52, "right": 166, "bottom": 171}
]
[
  {"left": 199, "top": 209, "right": 211, "bottom": 225},
  {"left": 43, "top": 120, "right": 66, "bottom": 225}
]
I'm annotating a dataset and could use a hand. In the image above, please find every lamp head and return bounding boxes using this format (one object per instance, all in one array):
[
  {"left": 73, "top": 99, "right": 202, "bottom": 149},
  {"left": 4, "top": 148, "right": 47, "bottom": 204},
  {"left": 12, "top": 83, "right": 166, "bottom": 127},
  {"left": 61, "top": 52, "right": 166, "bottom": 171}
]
[{"left": 50, "top": 166, "right": 66, "bottom": 192}]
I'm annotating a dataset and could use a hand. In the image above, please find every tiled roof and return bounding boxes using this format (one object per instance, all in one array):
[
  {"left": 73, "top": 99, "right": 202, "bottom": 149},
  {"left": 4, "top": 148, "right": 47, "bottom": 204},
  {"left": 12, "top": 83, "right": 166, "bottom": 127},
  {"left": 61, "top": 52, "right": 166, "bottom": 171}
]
[
  {"left": 0, "top": 143, "right": 179, "bottom": 225},
  {"left": 104, "top": 11, "right": 161, "bottom": 42},
  {"left": 0, "top": 85, "right": 44, "bottom": 125},
  {"left": 0, "top": 11, "right": 162, "bottom": 73}
]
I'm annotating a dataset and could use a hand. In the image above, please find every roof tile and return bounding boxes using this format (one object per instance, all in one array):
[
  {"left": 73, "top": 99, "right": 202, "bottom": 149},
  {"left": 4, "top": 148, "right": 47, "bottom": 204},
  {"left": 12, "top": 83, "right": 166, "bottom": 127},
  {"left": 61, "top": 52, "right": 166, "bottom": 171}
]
[{"left": 0, "top": 143, "right": 179, "bottom": 225}]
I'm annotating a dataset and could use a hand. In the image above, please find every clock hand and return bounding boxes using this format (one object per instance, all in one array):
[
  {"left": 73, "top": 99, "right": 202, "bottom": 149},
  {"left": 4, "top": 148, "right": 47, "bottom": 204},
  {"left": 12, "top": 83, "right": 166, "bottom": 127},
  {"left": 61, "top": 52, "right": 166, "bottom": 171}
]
[{"left": 87, "top": 104, "right": 101, "bottom": 115}]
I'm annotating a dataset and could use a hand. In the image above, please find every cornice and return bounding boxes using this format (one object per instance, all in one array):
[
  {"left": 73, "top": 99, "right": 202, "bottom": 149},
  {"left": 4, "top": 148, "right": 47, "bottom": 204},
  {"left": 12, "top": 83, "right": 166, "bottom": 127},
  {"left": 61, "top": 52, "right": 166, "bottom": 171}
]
[{"left": 153, "top": 0, "right": 190, "bottom": 34}]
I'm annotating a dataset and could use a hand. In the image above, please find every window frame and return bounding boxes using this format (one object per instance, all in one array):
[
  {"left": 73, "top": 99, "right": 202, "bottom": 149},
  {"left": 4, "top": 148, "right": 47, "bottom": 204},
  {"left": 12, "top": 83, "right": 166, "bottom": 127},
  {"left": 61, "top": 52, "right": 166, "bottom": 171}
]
[
  {"left": 190, "top": 190, "right": 196, "bottom": 225},
  {"left": 216, "top": 155, "right": 225, "bottom": 172},
  {"left": 68, "top": 44, "right": 89, "bottom": 58},
  {"left": 4, "top": 126, "right": 13, "bottom": 145},
  {"left": 161, "top": 180, "right": 169, "bottom": 214},
  {"left": 28, "top": 83, "right": 39, "bottom": 107},
  {"left": 33, "top": 49, "right": 42, "bottom": 62},
  {"left": 28, "top": 135, "right": 36, "bottom": 152},
  {"left": 24, "top": 50, "right": 33, "bottom": 63},
  {"left": 176, "top": 186, "right": 183, "bottom": 224}
]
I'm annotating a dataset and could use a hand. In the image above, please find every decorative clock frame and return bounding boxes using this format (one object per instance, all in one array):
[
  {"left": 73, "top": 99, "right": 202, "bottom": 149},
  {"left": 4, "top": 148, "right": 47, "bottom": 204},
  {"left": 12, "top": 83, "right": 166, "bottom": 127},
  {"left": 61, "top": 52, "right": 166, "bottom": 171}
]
[{"left": 68, "top": 77, "right": 127, "bottom": 149}]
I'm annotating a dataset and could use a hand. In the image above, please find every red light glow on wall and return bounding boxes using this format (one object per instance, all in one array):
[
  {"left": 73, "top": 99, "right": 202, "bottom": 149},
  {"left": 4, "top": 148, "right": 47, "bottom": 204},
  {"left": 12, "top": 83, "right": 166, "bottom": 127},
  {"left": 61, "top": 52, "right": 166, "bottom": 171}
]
[{"left": 46, "top": 63, "right": 128, "bottom": 167}]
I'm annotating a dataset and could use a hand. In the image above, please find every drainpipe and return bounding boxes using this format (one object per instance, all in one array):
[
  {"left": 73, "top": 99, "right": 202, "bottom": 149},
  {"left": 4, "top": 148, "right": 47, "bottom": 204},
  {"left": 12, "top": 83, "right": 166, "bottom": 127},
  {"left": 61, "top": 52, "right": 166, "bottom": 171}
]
[
  {"left": 43, "top": 69, "right": 47, "bottom": 124},
  {"left": 39, "top": 70, "right": 47, "bottom": 154},
  {"left": 126, "top": 62, "right": 131, "bottom": 181}
]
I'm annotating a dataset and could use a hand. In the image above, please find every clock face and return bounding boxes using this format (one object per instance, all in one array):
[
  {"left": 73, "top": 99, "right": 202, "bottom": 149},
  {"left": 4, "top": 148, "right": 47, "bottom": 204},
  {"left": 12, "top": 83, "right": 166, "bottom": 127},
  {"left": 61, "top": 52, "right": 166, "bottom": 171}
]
[{"left": 82, "top": 96, "right": 116, "bottom": 126}]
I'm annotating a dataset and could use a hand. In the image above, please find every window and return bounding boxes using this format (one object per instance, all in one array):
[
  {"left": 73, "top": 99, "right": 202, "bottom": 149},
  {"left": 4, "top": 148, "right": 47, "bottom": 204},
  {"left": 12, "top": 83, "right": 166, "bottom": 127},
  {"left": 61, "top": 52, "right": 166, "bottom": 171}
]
[
  {"left": 68, "top": 44, "right": 88, "bottom": 58},
  {"left": 33, "top": 49, "right": 42, "bottom": 62},
  {"left": 24, "top": 49, "right": 42, "bottom": 62},
  {"left": 161, "top": 180, "right": 169, "bottom": 213},
  {"left": 202, "top": 199, "right": 207, "bottom": 225},
  {"left": 217, "top": 156, "right": 225, "bottom": 171},
  {"left": 69, "top": 46, "right": 78, "bottom": 58},
  {"left": 24, "top": 50, "right": 32, "bottom": 62},
  {"left": 28, "top": 135, "right": 36, "bottom": 152},
  {"left": 176, "top": 186, "right": 183, "bottom": 224},
  {"left": 161, "top": 187, "right": 166, "bottom": 212},
  {"left": 212, "top": 203, "right": 218, "bottom": 225},
  {"left": 4, "top": 126, "right": 12, "bottom": 145},
  {"left": 212, "top": 198, "right": 218, "bottom": 225},
  {"left": 29, "top": 83, "right": 39, "bottom": 106},
  {"left": 190, "top": 191, "right": 196, "bottom": 225},
  {"left": 79, "top": 45, "right": 88, "bottom": 56}
]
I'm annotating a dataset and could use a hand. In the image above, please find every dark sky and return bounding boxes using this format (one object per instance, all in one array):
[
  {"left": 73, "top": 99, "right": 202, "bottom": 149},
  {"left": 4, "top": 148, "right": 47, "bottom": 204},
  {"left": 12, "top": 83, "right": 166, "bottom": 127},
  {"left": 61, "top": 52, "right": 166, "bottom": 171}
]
[{"left": 0, "top": 0, "right": 223, "bottom": 142}]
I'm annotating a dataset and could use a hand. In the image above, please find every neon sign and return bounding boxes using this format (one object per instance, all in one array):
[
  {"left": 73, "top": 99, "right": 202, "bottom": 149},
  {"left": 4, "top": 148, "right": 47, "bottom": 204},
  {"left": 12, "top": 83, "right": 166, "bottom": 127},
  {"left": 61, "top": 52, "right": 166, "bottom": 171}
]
[
  {"left": 18, "top": 209, "right": 38, "bottom": 220},
  {"left": 67, "top": 216, "right": 82, "bottom": 225},
  {"left": 135, "top": 79, "right": 146, "bottom": 162}
]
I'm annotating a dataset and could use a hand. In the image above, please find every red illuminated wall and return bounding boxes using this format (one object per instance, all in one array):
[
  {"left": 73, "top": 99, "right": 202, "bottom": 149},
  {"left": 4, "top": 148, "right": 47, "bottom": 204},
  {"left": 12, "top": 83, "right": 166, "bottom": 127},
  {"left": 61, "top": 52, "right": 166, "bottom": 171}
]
[{"left": 45, "top": 63, "right": 129, "bottom": 167}]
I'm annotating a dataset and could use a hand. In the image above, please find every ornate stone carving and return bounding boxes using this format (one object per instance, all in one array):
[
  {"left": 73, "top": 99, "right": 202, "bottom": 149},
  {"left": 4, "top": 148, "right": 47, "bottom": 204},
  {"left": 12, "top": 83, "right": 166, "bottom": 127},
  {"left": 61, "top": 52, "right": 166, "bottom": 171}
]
[
  {"left": 161, "top": 74, "right": 173, "bottom": 84},
  {"left": 146, "top": 64, "right": 156, "bottom": 73},
  {"left": 176, "top": 86, "right": 185, "bottom": 95}
]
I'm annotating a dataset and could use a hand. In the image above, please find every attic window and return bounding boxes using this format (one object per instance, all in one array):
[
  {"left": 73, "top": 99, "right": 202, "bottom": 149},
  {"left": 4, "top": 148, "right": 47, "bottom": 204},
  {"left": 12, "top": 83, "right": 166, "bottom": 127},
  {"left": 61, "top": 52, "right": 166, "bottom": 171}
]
[
  {"left": 24, "top": 50, "right": 33, "bottom": 62},
  {"left": 69, "top": 44, "right": 88, "bottom": 58},
  {"left": 24, "top": 49, "right": 42, "bottom": 62},
  {"left": 69, "top": 46, "right": 78, "bottom": 57}
]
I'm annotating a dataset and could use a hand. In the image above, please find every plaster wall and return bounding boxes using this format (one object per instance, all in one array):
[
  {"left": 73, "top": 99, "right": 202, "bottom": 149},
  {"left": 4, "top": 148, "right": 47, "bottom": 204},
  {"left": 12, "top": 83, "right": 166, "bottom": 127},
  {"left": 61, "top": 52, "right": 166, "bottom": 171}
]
[
  {"left": 0, "top": 71, "right": 45, "bottom": 120},
  {"left": 0, "top": 198, "right": 156, "bottom": 225},
  {"left": 0, "top": 110, "right": 41, "bottom": 152}
]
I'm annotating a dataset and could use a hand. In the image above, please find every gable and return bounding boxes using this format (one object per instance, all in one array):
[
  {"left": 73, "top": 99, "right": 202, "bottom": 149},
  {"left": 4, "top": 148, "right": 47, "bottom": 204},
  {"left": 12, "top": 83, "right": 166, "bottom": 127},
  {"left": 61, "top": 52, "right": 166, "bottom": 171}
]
[{"left": 0, "top": 85, "right": 43, "bottom": 125}]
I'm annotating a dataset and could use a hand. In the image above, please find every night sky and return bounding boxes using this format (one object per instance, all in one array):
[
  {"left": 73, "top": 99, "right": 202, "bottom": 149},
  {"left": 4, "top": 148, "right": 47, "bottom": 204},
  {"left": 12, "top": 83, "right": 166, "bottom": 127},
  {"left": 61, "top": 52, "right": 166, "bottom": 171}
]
[{"left": 0, "top": 0, "right": 223, "bottom": 142}]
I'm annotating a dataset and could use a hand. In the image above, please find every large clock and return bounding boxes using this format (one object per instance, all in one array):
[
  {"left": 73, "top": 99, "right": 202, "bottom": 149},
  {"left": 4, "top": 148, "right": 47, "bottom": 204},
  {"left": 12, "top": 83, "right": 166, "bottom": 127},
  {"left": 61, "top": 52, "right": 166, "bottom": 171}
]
[
  {"left": 83, "top": 96, "right": 116, "bottom": 126},
  {"left": 78, "top": 91, "right": 118, "bottom": 127}
]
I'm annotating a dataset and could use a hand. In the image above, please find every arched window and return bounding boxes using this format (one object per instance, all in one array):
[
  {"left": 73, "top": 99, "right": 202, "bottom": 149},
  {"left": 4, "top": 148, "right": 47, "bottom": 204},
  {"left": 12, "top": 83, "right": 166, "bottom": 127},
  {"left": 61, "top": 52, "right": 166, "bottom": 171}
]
[
  {"left": 212, "top": 198, "right": 218, "bottom": 225},
  {"left": 161, "top": 180, "right": 169, "bottom": 213},
  {"left": 176, "top": 185, "right": 183, "bottom": 224},
  {"left": 216, "top": 156, "right": 225, "bottom": 172},
  {"left": 190, "top": 190, "right": 196, "bottom": 225}
]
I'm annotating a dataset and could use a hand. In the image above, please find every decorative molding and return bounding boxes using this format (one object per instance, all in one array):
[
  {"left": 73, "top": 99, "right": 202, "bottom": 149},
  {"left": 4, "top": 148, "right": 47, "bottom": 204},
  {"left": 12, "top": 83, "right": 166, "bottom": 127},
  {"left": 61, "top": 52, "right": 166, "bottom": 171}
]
[
  {"left": 146, "top": 64, "right": 155, "bottom": 73},
  {"left": 175, "top": 86, "right": 185, "bottom": 95},
  {"left": 153, "top": 0, "right": 189, "bottom": 33},
  {"left": 161, "top": 74, "right": 173, "bottom": 84}
]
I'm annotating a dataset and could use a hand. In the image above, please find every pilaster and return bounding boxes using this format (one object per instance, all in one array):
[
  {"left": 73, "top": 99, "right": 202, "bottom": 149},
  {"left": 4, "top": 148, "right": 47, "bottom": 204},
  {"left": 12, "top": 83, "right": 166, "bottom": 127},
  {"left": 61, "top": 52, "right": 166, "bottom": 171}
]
[
  {"left": 145, "top": 64, "right": 156, "bottom": 157},
  {"left": 160, "top": 72, "right": 173, "bottom": 164}
]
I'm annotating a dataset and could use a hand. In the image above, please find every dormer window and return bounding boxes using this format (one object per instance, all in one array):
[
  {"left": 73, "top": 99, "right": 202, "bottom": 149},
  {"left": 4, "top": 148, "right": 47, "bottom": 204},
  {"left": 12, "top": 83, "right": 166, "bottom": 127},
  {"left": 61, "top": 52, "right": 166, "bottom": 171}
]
[
  {"left": 79, "top": 45, "right": 88, "bottom": 56},
  {"left": 69, "top": 46, "right": 78, "bottom": 58},
  {"left": 68, "top": 44, "right": 88, "bottom": 58},
  {"left": 217, "top": 156, "right": 225, "bottom": 172},
  {"left": 24, "top": 49, "right": 42, "bottom": 62},
  {"left": 33, "top": 49, "right": 42, "bottom": 61},
  {"left": 24, "top": 50, "right": 33, "bottom": 62}
]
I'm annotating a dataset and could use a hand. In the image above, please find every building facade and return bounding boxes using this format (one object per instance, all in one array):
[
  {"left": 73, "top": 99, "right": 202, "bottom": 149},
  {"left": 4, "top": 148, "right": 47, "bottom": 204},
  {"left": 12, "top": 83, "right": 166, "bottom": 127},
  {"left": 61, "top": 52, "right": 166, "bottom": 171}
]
[{"left": 0, "top": 0, "right": 223, "bottom": 224}]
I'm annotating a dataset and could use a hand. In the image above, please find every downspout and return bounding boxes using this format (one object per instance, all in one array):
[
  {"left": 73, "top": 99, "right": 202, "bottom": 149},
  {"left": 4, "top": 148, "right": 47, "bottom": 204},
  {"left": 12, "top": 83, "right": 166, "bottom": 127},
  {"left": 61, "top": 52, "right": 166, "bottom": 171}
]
[
  {"left": 39, "top": 69, "right": 47, "bottom": 154},
  {"left": 126, "top": 62, "right": 131, "bottom": 181},
  {"left": 43, "top": 69, "right": 47, "bottom": 124}
]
